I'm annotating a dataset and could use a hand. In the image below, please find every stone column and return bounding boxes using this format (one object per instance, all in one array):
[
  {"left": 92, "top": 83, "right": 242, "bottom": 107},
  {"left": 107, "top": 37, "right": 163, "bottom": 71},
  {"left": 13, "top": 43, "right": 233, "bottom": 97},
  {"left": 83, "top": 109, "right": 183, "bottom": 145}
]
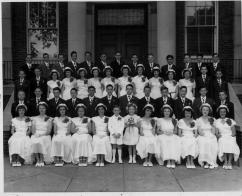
[
  {"left": 157, "top": 1, "right": 176, "bottom": 66},
  {"left": 68, "top": 2, "right": 86, "bottom": 62}
]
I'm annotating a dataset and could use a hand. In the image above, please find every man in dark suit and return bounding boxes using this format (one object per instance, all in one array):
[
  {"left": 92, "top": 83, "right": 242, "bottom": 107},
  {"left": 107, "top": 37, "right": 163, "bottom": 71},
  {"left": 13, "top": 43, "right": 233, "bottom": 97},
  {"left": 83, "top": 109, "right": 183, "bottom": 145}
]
[
  {"left": 138, "top": 85, "right": 156, "bottom": 117},
  {"left": 144, "top": 54, "right": 160, "bottom": 79},
  {"left": 95, "top": 53, "right": 108, "bottom": 77},
  {"left": 52, "top": 54, "right": 66, "bottom": 80},
  {"left": 174, "top": 86, "right": 193, "bottom": 119},
  {"left": 110, "top": 52, "right": 125, "bottom": 78},
  {"left": 195, "top": 64, "right": 213, "bottom": 98},
  {"left": 30, "top": 67, "right": 47, "bottom": 99},
  {"left": 180, "top": 53, "right": 196, "bottom": 79},
  {"left": 82, "top": 86, "right": 100, "bottom": 117},
  {"left": 80, "top": 51, "right": 94, "bottom": 78},
  {"left": 161, "top": 55, "right": 179, "bottom": 80},
  {"left": 192, "top": 86, "right": 215, "bottom": 119},
  {"left": 29, "top": 87, "right": 46, "bottom": 116},
  {"left": 129, "top": 54, "right": 141, "bottom": 77},
  {"left": 39, "top": 53, "right": 53, "bottom": 80},
  {"left": 47, "top": 87, "right": 66, "bottom": 117},
  {"left": 11, "top": 90, "right": 30, "bottom": 118},
  {"left": 20, "top": 54, "right": 36, "bottom": 80},
  {"left": 66, "top": 88, "right": 82, "bottom": 118},
  {"left": 215, "top": 90, "right": 234, "bottom": 119},
  {"left": 119, "top": 84, "right": 139, "bottom": 117},
  {"left": 14, "top": 69, "right": 30, "bottom": 101},
  {"left": 208, "top": 53, "right": 223, "bottom": 79},
  {"left": 101, "top": 84, "right": 119, "bottom": 117},
  {"left": 155, "top": 86, "right": 174, "bottom": 117},
  {"left": 67, "top": 51, "right": 80, "bottom": 78},
  {"left": 194, "top": 53, "right": 208, "bottom": 78}
]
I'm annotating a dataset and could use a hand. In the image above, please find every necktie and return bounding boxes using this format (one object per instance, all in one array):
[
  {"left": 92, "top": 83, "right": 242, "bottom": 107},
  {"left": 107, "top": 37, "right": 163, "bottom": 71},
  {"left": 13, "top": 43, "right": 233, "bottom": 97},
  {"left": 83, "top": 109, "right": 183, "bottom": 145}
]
[
  {"left": 150, "top": 63, "right": 153, "bottom": 70},
  {"left": 20, "top": 79, "right": 23, "bottom": 85},
  {"left": 163, "top": 98, "right": 167, "bottom": 104},
  {"left": 186, "top": 63, "right": 189, "bottom": 69},
  {"left": 182, "top": 98, "right": 185, "bottom": 106},
  {"left": 214, "top": 63, "right": 217, "bottom": 70},
  {"left": 202, "top": 97, "right": 205, "bottom": 104},
  {"left": 202, "top": 75, "right": 206, "bottom": 82},
  {"left": 90, "top": 98, "right": 93, "bottom": 105},
  {"left": 128, "top": 95, "right": 131, "bottom": 102},
  {"left": 221, "top": 100, "right": 225, "bottom": 105},
  {"left": 108, "top": 96, "right": 111, "bottom": 104},
  {"left": 146, "top": 97, "right": 150, "bottom": 103},
  {"left": 72, "top": 99, "right": 75, "bottom": 107},
  {"left": 37, "top": 78, "right": 40, "bottom": 86},
  {"left": 218, "top": 79, "right": 221, "bottom": 86},
  {"left": 36, "top": 98, "right": 40, "bottom": 107}
]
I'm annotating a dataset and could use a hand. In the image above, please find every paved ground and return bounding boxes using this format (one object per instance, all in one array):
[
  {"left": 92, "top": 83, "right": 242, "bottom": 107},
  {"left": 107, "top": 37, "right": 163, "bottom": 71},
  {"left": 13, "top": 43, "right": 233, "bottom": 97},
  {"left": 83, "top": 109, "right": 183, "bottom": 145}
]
[{"left": 4, "top": 157, "right": 242, "bottom": 192}]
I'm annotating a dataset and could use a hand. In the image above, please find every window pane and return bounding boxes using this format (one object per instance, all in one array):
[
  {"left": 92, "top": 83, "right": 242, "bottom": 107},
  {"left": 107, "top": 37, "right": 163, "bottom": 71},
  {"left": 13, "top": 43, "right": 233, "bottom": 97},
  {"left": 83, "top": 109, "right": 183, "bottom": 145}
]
[
  {"left": 48, "top": 2, "right": 57, "bottom": 27},
  {"left": 206, "top": 15, "right": 215, "bottom": 25},
  {"left": 29, "top": 3, "right": 39, "bottom": 28},
  {"left": 198, "top": 15, "right": 206, "bottom": 25},
  {"left": 186, "top": 7, "right": 196, "bottom": 25},
  {"left": 187, "top": 27, "right": 198, "bottom": 55},
  {"left": 199, "top": 27, "right": 214, "bottom": 54},
  {"left": 28, "top": 29, "right": 58, "bottom": 58}
]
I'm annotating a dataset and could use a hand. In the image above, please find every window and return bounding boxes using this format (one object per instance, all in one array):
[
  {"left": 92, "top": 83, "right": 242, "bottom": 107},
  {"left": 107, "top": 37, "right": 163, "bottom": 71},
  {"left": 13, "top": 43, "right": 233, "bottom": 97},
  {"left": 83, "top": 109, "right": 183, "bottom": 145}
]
[
  {"left": 27, "top": 2, "right": 58, "bottom": 59},
  {"left": 185, "top": 1, "right": 217, "bottom": 56}
]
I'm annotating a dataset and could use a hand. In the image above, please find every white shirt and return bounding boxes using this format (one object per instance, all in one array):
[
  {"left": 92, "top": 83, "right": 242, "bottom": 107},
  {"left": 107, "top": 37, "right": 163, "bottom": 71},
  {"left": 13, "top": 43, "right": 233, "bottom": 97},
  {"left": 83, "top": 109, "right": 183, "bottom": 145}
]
[
  {"left": 200, "top": 96, "right": 206, "bottom": 103},
  {"left": 72, "top": 60, "right": 77, "bottom": 68},
  {"left": 18, "top": 100, "right": 24, "bottom": 104},
  {"left": 108, "top": 115, "right": 125, "bottom": 135},
  {"left": 27, "top": 63, "right": 32, "bottom": 69}
]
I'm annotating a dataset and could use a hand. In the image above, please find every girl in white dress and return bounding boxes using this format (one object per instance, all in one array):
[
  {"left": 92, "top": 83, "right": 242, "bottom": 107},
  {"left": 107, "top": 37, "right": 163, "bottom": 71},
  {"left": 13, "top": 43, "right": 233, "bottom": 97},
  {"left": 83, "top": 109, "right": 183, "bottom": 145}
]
[
  {"left": 164, "top": 69, "right": 178, "bottom": 99},
  {"left": 71, "top": 103, "right": 93, "bottom": 166},
  {"left": 123, "top": 103, "right": 140, "bottom": 164},
  {"left": 76, "top": 68, "right": 88, "bottom": 99},
  {"left": 215, "top": 105, "right": 240, "bottom": 170},
  {"left": 179, "top": 69, "right": 196, "bottom": 102},
  {"left": 8, "top": 104, "right": 32, "bottom": 167},
  {"left": 62, "top": 67, "right": 77, "bottom": 100},
  {"left": 132, "top": 64, "right": 149, "bottom": 99},
  {"left": 31, "top": 102, "right": 52, "bottom": 167},
  {"left": 149, "top": 67, "right": 163, "bottom": 99},
  {"left": 47, "top": 69, "right": 62, "bottom": 100},
  {"left": 88, "top": 67, "right": 103, "bottom": 98},
  {"left": 118, "top": 65, "right": 133, "bottom": 97},
  {"left": 156, "top": 104, "right": 181, "bottom": 168},
  {"left": 51, "top": 103, "right": 73, "bottom": 166},
  {"left": 196, "top": 103, "right": 218, "bottom": 169},
  {"left": 136, "top": 104, "right": 157, "bottom": 167},
  {"left": 92, "top": 103, "right": 112, "bottom": 167},
  {"left": 178, "top": 106, "right": 198, "bottom": 169},
  {"left": 101, "top": 66, "right": 118, "bottom": 97}
]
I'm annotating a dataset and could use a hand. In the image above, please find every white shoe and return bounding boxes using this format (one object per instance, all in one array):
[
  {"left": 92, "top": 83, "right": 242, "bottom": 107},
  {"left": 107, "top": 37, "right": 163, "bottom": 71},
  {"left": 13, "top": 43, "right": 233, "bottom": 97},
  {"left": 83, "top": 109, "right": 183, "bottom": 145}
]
[
  {"left": 83, "top": 163, "right": 88, "bottom": 167},
  {"left": 128, "top": 159, "right": 132, "bottom": 164},
  {"left": 118, "top": 159, "right": 123, "bottom": 164},
  {"left": 143, "top": 162, "right": 148, "bottom": 167},
  {"left": 209, "top": 165, "right": 215, "bottom": 169},
  {"left": 148, "top": 162, "right": 153, "bottom": 167},
  {"left": 12, "top": 162, "right": 17, "bottom": 167},
  {"left": 227, "top": 165, "right": 232, "bottom": 170},
  {"left": 204, "top": 164, "right": 209, "bottom": 169},
  {"left": 166, "top": 164, "right": 171, "bottom": 168},
  {"left": 171, "top": 164, "right": 176, "bottom": 169},
  {"left": 186, "top": 163, "right": 190, "bottom": 169},
  {"left": 35, "top": 162, "right": 39, "bottom": 167},
  {"left": 111, "top": 159, "right": 115, "bottom": 164},
  {"left": 132, "top": 157, "right": 136, "bottom": 164},
  {"left": 40, "top": 162, "right": 44, "bottom": 167},
  {"left": 100, "top": 162, "right": 104, "bottom": 167},
  {"left": 16, "top": 162, "right": 21, "bottom": 167},
  {"left": 96, "top": 162, "right": 100, "bottom": 167},
  {"left": 78, "top": 163, "right": 83, "bottom": 167}
]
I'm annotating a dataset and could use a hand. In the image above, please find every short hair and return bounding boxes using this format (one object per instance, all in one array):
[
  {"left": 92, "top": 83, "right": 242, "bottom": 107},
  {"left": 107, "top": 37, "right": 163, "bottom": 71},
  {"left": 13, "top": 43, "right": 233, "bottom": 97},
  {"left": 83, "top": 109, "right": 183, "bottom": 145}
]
[
  {"left": 53, "top": 87, "right": 61, "bottom": 92},
  {"left": 17, "top": 89, "right": 25, "bottom": 94},
  {"left": 106, "top": 84, "right": 114, "bottom": 89},
  {"left": 71, "top": 51, "right": 77, "bottom": 57},
  {"left": 26, "top": 54, "right": 32, "bottom": 58},
  {"left": 88, "top": 85, "right": 96, "bottom": 90},
  {"left": 180, "top": 86, "right": 187, "bottom": 91},
  {"left": 197, "top": 53, "right": 203, "bottom": 57},
  {"left": 34, "top": 66, "right": 41, "bottom": 71},
  {"left": 126, "top": 84, "right": 134, "bottom": 89},
  {"left": 18, "top": 69, "right": 26, "bottom": 74},
  {"left": 216, "top": 69, "right": 223, "bottom": 73},
  {"left": 131, "top": 54, "right": 138, "bottom": 57},
  {"left": 160, "top": 86, "right": 168, "bottom": 91},
  {"left": 58, "top": 54, "right": 64, "bottom": 58},
  {"left": 219, "top": 90, "right": 227, "bottom": 95},
  {"left": 70, "top": 88, "right": 78, "bottom": 92},
  {"left": 85, "top": 51, "right": 92, "bottom": 56},
  {"left": 144, "top": 85, "right": 151, "bottom": 91},
  {"left": 113, "top": 105, "right": 120, "bottom": 110},
  {"left": 200, "top": 64, "right": 207, "bottom": 70},
  {"left": 34, "top": 87, "right": 42, "bottom": 92},
  {"left": 166, "top": 55, "right": 174, "bottom": 60},
  {"left": 199, "top": 86, "right": 207, "bottom": 91},
  {"left": 184, "top": 53, "right": 190, "bottom": 57},
  {"left": 115, "top": 51, "right": 121, "bottom": 55},
  {"left": 182, "top": 108, "right": 194, "bottom": 118},
  {"left": 43, "top": 53, "right": 49, "bottom": 57}
]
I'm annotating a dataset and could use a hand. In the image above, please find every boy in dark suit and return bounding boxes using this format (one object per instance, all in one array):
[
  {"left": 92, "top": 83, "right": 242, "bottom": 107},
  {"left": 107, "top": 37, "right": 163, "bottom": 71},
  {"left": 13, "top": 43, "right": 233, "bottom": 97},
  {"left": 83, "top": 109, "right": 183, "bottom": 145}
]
[
  {"left": 119, "top": 84, "right": 139, "bottom": 117},
  {"left": 138, "top": 85, "right": 156, "bottom": 117},
  {"left": 161, "top": 55, "right": 179, "bottom": 80},
  {"left": 208, "top": 53, "right": 223, "bottom": 79},
  {"left": 47, "top": 87, "right": 66, "bottom": 117},
  {"left": 39, "top": 53, "right": 53, "bottom": 80},
  {"left": 66, "top": 88, "right": 83, "bottom": 118},
  {"left": 181, "top": 53, "right": 196, "bottom": 79},
  {"left": 52, "top": 54, "right": 66, "bottom": 80},
  {"left": 11, "top": 90, "right": 30, "bottom": 118},
  {"left": 82, "top": 86, "right": 100, "bottom": 117},
  {"left": 67, "top": 51, "right": 81, "bottom": 78},
  {"left": 129, "top": 54, "right": 140, "bottom": 77},
  {"left": 194, "top": 53, "right": 207, "bottom": 78},
  {"left": 95, "top": 53, "right": 108, "bottom": 77},
  {"left": 29, "top": 87, "right": 46, "bottom": 116},
  {"left": 174, "top": 86, "right": 193, "bottom": 119},
  {"left": 144, "top": 54, "right": 160, "bottom": 79},
  {"left": 20, "top": 54, "right": 36, "bottom": 80},
  {"left": 14, "top": 69, "right": 30, "bottom": 101},
  {"left": 110, "top": 52, "right": 125, "bottom": 78},
  {"left": 80, "top": 51, "right": 94, "bottom": 78},
  {"left": 192, "top": 86, "right": 215, "bottom": 119},
  {"left": 101, "top": 84, "right": 119, "bottom": 117}
]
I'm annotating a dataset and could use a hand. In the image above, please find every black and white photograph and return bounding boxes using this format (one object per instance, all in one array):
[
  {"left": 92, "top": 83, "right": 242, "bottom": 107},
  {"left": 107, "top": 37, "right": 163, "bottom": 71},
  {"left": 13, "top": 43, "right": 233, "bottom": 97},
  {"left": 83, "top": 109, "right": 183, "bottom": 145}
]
[{"left": 1, "top": 0, "right": 242, "bottom": 194}]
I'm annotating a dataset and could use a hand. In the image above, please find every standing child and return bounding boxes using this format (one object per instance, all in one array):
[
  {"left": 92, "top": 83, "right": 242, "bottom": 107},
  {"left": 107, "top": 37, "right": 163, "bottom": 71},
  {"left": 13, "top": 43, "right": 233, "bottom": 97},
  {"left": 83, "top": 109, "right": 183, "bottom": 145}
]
[
  {"left": 123, "top": 103, "right": 140, "bottom": 163},
  {"left": 108, "top": 105, "right": 125, "bottom": 163}
]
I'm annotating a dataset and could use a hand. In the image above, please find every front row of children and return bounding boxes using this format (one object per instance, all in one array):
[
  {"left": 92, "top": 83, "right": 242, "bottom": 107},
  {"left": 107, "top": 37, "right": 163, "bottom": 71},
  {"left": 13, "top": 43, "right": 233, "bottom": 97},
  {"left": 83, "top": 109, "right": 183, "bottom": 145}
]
[{"left": 9, "top": 101, "right": 240, "bottom": 170}]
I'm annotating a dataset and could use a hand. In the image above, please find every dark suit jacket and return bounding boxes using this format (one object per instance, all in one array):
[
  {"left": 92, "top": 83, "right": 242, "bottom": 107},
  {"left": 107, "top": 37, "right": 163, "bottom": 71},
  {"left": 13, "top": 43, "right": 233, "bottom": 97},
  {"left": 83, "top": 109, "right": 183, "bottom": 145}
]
[
  {"left": 192, "top": 97, "right": 214, "bottom": 119},
  {"left": 82, "top": 96, "right": 100, "bottom": 117},
  {"left": 66, "top": 98, "right": 83, "bottom": 118},
  {"left": 52, "top": 62, "right": 66, "bottom": 80},
  {"left": 161, "top": 64, "right": 179, "bottom": 80},
  {"left": 212, "top": 79, "right": 229, "bottom": 103},
  {"left": 129, "top": 61, "right": 142, "bottom": 77},
  {"left": 194, "top": 62, "right": 208, "bottom": 78},
  {"left": 110, "top": 59, "right": 124, "bottom": 78},
  {"left": 30, "top": 77, "right": 47, "bottom": 99},
  {"left": 155, "top": 96, "right": 174, "bottom": 117},
  {"left": 14, "top": 78, "right": 30, "bottom": 101},
  {"left": 101, "top": 95, "right": 119, "bottom": 117},
  {"left": 67, "top": 61, "right": 81, "bottom": 78},
  {"left": 207, "top": 62, "right": 222, "bottom": 78},
  {"left": 28, "top": 97, "right": 46, "bottom": 116},
  {"left": 47, "top": 98, "right": 66, "bottom": 117},
  {"left": 215, "top": 100, "right": 234, "bottom": 119},
  {"left": 20, "top": 64, "right": 36, "bottom": 80},
  {"left": 95, "top": 61, "right": 108, "bottom": 77},
  {"left": 144, "top": 62, "right": 160, "bottom": 79},
  {"left": 119, "top": 95, "right": 139, "bottom": 117},
  {"left": 174, "top": 97, "right": 193, "bottom": 120},
  {"left": 180, "top": 63, "right": 196, "bottom": 79},
  {"left": 80, "top": 61, "right": 94, "bottom": 79},
  {"left": 138, "top": 97, "right": 156, "bottom": 117},
  {"left": 11, "top": 101, "right": 30, "bottom": 118},
  {"left": 195, "top": 75, "right": 213, "bottom": 98},
  {"left": 39, "top": 63, "right": 53, "bottom": 80}
]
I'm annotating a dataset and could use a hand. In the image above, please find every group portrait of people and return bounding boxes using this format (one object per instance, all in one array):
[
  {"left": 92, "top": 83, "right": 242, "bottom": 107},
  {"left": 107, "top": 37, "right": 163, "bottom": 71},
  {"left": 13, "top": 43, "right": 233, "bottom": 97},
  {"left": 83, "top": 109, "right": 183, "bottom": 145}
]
[{"left": 9, "top": 51, "right": 240, "bottom": 170}]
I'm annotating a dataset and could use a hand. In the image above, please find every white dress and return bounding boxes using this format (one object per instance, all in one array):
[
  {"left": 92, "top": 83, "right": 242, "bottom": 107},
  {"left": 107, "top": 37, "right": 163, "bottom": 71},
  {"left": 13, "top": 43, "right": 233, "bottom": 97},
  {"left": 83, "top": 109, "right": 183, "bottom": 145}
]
[
  {"left": 215, "top": 118, "right": 240, "bottom": 162},
  {"left": 123, "top": 114, "right": 140, "bottom": 145},
  {"left": 136, "top": 119, "right": 156, "bottom": 159},
  {"left": 118, "top": 76, "right": 132, "bottom": 97},
  {"left": 76, "top": 79, "right": 88, "bottom": 99},
  {"left": 196, "top": 117, "right": 218, "bottom": 167},
  {"left": 8, "top": 118, "right": 32, "bottom": 164},
  {"left": 31, "top": 116, "right": 52, "bottom": 163},
  {"left": 133, "top": 75, "right": 149, "bottom": 99},
  {"left": 155, "top": 118, "right": 181, "bottom": 162},
  {"left": 92, "top": 116, "right": 112, "bottom": 162},
  {"left": 51, "top": 117, "right": 73, "bottom": 163},
  {"left": 47, "top": 80, "right": 62, "bottom": 100},
  {"left": 179, "top": 79, "right": 196, "bottom": 102},
  {"left": 71, "top": 117, "right": 93, "bottom": 164},
  {"left": 101, "top": 77, "right": 118, "bottom": 97},
  {"left": 88, "top": 78, "right": 103, "bottom": 98},
  {"left": 178, "top": 119, "right": 198, "bottom": 159},
  {"left": 149, "top": 77, "right": 163, "bottom": 99},
  {"left": 164, "top": 80, "right": 178, "bottom": 99},
  {"left": 62, "top": 78, "right": 77, "bottom": 100}
]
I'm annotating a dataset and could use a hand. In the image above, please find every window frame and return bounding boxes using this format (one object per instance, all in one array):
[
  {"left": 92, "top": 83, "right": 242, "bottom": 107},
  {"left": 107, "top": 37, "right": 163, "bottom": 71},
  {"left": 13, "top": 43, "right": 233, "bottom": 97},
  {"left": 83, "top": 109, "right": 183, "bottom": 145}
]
[
  {"left": 26, "top": 2, "right": 59, "bottom": 60},
  {"left": 184, "top": 1, "right": 218, "bottom": 58}
]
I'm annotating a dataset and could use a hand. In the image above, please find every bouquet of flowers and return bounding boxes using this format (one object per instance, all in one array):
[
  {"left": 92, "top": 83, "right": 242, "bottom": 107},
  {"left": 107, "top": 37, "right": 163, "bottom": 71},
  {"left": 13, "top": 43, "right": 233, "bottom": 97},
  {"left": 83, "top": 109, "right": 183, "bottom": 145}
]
[
  {"left": 57, "top": 81, "right": 61, "bottom": 87},
  {"left": 142, "top": 76, "right": 146, "bottom": 82},
  {"left": 128, "top": 76, "right": 132, "bottom": 83},
  {"left": 159, "top": 78, "right": 164, "bottom": 85},
  {"left": 104, "top": 117, "right": 109, "bottom": 123},
  {"left": 208, "top": 117, "right": 214, "bottom": 125},
  {"left": 190, "top": 121, "right": 195, "bottom": 128},
  {"left": 82, "top": 118, "right": 88, "bottom": 123},
  {"left": 25, "top": 117, "right": 31, "bottom": 123},
  {"left": 63, "top": 117, "right": 69, "bottom": 123},
  {"left": 84, "top": 79, "right": 88, "bottom": 84},
  {"left": 44, "top": 116, "right": 50, "bottom": 122},
  {"left": 150, "top": 118, "right": 156, "bottom": 128},
  {"left": 128, "top": 117, "right": 135, "bottom": 125},
  {"left": 172, "top": 80, "right": 177, "bottom": 86},
  {"left": 226, "top": 118, "right": 232, "bottom": 126},
  {"left": 118, "top": 116, "right": 122, "bottom": 121},
  {"left": 172, "top": 118, "right": 177, "bottom": 126},
  {"left": 111, "top": 77, "right": 115, "bottom": 83},
  {"left": 70, "top": 77, "right": 74, "bottom": 82}
]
